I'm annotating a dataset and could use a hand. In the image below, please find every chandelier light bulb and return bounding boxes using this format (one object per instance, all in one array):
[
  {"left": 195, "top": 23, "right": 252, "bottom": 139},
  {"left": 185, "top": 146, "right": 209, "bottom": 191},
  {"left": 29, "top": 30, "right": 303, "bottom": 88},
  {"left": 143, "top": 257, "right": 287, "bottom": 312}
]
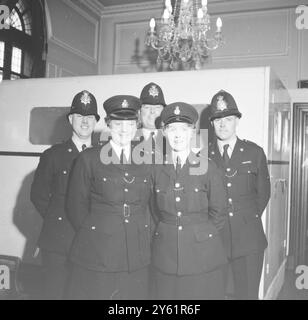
[
  {"left": 163, "top": 8, "right": 170, "bottom": 21},
  {"left": 216, "top": 17, "right": 222, "bottom": 31},
  {"left": 150, "top": 18, "right": 155, "bottom": 32},
  {"left": 165, "top": 0, "right": 172, "bottom": 11}
]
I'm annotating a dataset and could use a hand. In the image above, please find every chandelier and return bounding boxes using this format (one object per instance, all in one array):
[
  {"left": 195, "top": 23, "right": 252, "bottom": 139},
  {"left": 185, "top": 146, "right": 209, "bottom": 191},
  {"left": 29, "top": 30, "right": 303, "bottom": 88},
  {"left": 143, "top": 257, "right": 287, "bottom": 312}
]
[{"left": 145, "top": 0, "right": 224, "bottom": 70}]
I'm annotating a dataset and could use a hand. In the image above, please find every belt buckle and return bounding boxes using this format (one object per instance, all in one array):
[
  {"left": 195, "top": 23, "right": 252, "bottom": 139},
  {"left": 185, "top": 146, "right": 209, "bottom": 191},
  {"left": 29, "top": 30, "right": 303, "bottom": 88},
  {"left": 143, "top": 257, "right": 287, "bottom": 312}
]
[{"left": 123, "top": 204, "right": 130, "bottom": 218}]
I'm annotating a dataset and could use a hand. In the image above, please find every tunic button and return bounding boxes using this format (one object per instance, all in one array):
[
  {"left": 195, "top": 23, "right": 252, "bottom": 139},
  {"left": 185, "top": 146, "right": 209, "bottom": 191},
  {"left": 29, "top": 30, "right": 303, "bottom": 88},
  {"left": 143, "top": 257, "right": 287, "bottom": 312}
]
[
  {"left": 91, "top": 226, "right": 96, "bottom": 230},
  {"left": 155, "top": 232, "right": 159, "bottom": 236},
  {"left": 156, "top": 189, "right": 160, "bottom": 193},
  {"left": 125, "top": 219, "right": 129, "bottom": 223},
  {"left": 227, "top": 183, "right": 232, "bottom": 187},
  {"left": 68, "top": 148, "right": 72, "bottom": 153},
  {"left": 58, "top": 217, "right": 62, "bottom": 221},
  {"left": 175, "top": 183, "right": 180, "bottom": 188},
  {"left": 175, "top": 197, "right": 181, "bottom": 202},
  {"left": 256, "top": 214, "right": 259, "bottom": 218},
  {"left": 178, "top": 226, "right": 183, "bottom": 231},
  {"left": 229, "top": 212, "right": 234, "bottom": 217},
  {"left": 177, "top": 212, "right": 182, "bottom": 217},
  {"left": 125, "top": 173, "right": 129, "bottom": 177},
  {"left": 228, "top": 198, "right": 233, "bottom": 203},
  {"left": 63, "top": 170, "right": 67, "bottom": 175},
  {"left": 195, "top": 188, "right": 199, "bottom": 192},
  {"left": 103, "top": 178, "right": 107, "bottom": 182},
  {"left": 124, "top": 188, "right": 128, "bottom": 192},
  {"left": 144, "top": 179, "right": 147, "bottom": 183},
  {"left": 209, "top": 234, "right": 213, "bottom": 238},
  {"left": 145, "top": 225, "right": 148, "bottom": 228}
]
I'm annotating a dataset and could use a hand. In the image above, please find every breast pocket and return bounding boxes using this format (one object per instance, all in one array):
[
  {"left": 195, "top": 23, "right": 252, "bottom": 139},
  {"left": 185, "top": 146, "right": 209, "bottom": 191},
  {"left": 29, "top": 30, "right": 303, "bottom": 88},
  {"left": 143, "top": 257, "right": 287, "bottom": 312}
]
[
  {"left": 186, "top": 182, "right": 208, "bottom": 212},
  {"left": 93, "top": 176, "right": 121, "bottom": 203},
  {"left": 232, "top": 165, "right": 255, "bottom": 195}
]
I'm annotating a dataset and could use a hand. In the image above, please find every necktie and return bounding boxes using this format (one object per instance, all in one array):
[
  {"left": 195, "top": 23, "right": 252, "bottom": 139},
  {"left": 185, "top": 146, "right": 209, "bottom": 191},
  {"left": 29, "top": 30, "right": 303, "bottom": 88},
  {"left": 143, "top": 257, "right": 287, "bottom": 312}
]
[
  {"left": 176, "top": 156, "right": 181, "bottom": 176},
  {"left": 223, "top": 144, "right": 230, "bottom": 164},
  {"left": 82, "top": 144, "right": 87, "bottom": 151},
  {"left": 120, "top": 148, "right": 125, "bottom": 164}
]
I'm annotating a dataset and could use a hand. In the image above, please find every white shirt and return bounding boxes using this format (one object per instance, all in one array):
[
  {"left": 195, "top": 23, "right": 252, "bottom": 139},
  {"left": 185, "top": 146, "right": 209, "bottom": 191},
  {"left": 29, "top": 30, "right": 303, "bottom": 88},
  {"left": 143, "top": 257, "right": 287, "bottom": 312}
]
[
  {"left": 110, "top": 139, "right": 130, "bottom": 161},
  {"left": 172, "top": 150, "right": 190, "bottom": 169},
  {"left": 217, "top": 137, "right": 237, "bottom": 158},
  {"left": 142, "top": 128, "right": 158, "bottom": 141}
]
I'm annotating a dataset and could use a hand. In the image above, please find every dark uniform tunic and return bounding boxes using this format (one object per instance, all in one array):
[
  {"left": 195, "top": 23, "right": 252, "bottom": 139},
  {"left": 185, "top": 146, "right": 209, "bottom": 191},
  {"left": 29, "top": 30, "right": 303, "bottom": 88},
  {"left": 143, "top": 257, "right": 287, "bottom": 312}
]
[
  {"left": 151, "top": 152, "right": 228, "bottom": 299},
  {"left": 209, "top": 138, "right": 271, "bottom": 299},
  {"left": 30, "top": 139, "right": 78, "bottom": 299},
  {"left": 65, "top": 143, "right": 152, "bottom": 300}
]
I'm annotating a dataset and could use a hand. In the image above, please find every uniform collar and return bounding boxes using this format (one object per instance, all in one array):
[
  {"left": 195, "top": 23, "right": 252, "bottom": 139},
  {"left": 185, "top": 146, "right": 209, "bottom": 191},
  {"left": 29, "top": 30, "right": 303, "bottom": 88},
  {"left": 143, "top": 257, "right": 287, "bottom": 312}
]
[
  {"left": 217, "top": 136, "right": 237, "bottom": 156},
  {"left": 110, "top": 139, "right": 130, "bottom": 160},
  {"left": 172, "top": 149, "right": 190, "bottom": 168},
  {"left": 71, "top": 136, "right": 91, "bottom": 152}
]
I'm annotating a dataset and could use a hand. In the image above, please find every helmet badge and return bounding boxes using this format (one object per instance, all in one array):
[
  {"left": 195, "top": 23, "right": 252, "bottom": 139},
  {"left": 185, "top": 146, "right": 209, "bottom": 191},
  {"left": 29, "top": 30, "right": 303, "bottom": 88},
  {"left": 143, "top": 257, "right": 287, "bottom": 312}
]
[
  {"left": 216, "top": 96, "right": 227, "bottom": 111},
  {"left": 149, "top": 85, "right": 159, "bottom": 98},
  {"left": 80, "top": 91, "right": 91, "bottom": 107}
]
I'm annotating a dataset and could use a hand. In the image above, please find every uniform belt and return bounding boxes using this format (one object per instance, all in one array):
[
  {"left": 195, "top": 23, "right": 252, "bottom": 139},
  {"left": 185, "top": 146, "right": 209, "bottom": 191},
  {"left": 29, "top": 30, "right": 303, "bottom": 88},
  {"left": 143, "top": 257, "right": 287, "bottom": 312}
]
[
  {"left": 160, "top": 214, "right": 208, "bottom": 226},
  {"left": 91, "top": 203, "right": 145, "bottom": 218}
]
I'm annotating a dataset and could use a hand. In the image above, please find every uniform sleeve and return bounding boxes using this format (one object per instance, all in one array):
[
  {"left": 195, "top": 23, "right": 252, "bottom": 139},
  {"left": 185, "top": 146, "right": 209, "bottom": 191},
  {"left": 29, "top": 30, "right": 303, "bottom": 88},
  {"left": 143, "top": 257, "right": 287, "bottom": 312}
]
[
  {"left": 65, "top": 153, "right": 91, "bottom": 231},
  {"left": 256, "top": 148, "right": 271, "bottom": 216},
  {"left": 207, "top": 161, "right": 227, "bottom": 231},
  {"left": 30, "top": 149, "right": 53, "bottom": 218}
]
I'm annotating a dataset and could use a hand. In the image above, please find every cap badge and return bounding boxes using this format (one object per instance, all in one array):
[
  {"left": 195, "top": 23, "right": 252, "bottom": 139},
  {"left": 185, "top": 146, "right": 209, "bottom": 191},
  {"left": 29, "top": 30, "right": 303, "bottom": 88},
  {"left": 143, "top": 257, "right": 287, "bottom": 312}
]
[
  {"left": 80, "top": 91, "right": 91, "bottom": 106},
  {"left": 216, "top": 96, "right": 227, "bottom": 111},
  {"left": 149, "top": 85, "right": 159, "bottom": 98},
  {"left": 122, "top": 100, "right": 129, "bottom": 108},
  {"left": 174, "top": 106, "right": 181, "bottom": 115}
]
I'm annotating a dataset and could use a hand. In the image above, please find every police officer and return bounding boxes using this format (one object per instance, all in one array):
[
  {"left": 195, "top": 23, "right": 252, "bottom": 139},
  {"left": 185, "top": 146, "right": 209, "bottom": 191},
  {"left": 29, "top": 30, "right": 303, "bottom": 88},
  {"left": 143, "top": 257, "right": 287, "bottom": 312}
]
[
  {"left": 151, "top": 102, "right": 228, "bottom": 299},
  {"left": 66, "top": 95, "right": 152, "bottom": 300},
  {"left": 209, "top": 90, "right": 271, "bottom": 300},
  {"left": 137, "top": 82, "right": 167, "bottom": 163},
  {"left": 30, "top": 90, "right": 100, "bottom": 299}
]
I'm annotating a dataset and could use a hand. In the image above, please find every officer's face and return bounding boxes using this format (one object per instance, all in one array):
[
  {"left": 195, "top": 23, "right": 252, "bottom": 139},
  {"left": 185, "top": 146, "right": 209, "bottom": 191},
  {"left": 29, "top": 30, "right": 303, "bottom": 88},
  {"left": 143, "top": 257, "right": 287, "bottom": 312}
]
[
  {"left": 69, "top": 114, "right": 97, "bottom": 140},
  {"left": 109, "top": 120, "right": 137, "bottom": 147},
  {"left": 164, "top": 122, "right": 194, "bottom": 152},
  {"left": 140, "top": 104, "right": 164, "bottom": 130},
  {"left": 212, "top": 115, "right": 239, "bottom": 141}
]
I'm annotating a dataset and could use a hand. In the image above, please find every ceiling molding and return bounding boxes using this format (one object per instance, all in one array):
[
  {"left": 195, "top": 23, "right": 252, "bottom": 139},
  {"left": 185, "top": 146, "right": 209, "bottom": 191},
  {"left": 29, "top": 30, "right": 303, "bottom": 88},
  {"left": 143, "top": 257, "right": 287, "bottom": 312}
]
[
  {"left": 101, "top": 1, "right": 163, "bottom": 17},
  {"left": 79, "top": 0, "right": 105, "bottom": 16},
  {"left": 79, "top": 0, "right": 306, "bottom": 18}
]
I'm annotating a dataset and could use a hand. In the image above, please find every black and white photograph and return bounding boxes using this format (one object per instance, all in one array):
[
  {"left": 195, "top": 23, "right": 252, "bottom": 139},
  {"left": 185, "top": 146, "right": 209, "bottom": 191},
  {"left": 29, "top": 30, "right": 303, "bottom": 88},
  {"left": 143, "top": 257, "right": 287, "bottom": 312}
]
[{"left": 0, "top": 0, "right": 308, "bottom": 304}]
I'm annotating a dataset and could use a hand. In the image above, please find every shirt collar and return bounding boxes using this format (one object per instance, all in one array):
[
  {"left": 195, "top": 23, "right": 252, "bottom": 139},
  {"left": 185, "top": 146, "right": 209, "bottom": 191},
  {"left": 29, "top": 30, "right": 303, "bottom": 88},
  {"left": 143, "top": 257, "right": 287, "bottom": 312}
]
[
  {"left": 142, "top": 128, "right": 157, "bottom": 141},
  {"left": 72, "top": 136, "right": 91, "bottom": 152},
  {"left": 217, "top": 136, "right": 237, "bottom": 156},
  {"left": 172, "top": 150, "right": 190, "bottom": 168},
  {"left": 110, "top": 139, "right": 130, "bottom": 160}
]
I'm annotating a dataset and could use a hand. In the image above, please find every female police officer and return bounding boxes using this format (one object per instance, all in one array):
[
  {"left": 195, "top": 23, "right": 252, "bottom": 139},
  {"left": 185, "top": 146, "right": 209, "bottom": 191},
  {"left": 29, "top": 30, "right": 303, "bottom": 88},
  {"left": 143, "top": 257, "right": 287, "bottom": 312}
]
[
  {"left": 151, "top": 102, "right": 228, "bottom": 299},
  {"left": 65, "top": 95, "right": 152, "bottom": 299}
]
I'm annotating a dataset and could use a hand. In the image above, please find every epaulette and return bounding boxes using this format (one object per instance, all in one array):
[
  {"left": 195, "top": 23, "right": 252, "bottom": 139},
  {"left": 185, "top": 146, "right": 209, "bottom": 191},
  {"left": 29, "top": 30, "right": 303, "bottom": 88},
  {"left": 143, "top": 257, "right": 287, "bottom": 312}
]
[{"left": 243, "top": 139, "right": 261, "bottom": 149}]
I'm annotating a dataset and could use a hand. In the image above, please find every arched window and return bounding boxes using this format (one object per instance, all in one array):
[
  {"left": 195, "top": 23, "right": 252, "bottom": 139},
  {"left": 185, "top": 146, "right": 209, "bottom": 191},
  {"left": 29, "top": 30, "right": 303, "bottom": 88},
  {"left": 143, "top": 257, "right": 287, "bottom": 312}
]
[{"left": 0, "top": 0, "right": 47, "bottom": 81}]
